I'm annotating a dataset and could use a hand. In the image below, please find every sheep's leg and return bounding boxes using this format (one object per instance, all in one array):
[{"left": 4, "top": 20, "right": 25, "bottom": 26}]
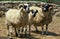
[
  {"left": 21, "top": 27, "right": 23, "bottom": 32},
  {"left": 29, "top": 25, "right": 31, "bottom": 35},
  {"left": 35, "top": 26, "right": 38, "bottom": 32},
  {"left": 14, "top": 28, "right": 18, "bottom": 36},
  {"left": 27, "top": 25, "right": 29, "bottom": 34},
  {"left": 46, "top": 24, "right": 48, "bottom": 35},
  {"left": 29, "top": 26, "right": 30, "bottom": 35},
  {"left": 25, "top": 25, "right": 29, "bottom": 37},
  {"left": 20, "top": 27, "right": 22, "bottom": 34},
  {"left": 18, "top": 29, "right": 20, "bottom": 37},
  {"left": 15, "top": 28, "right": 20, "bottom": 37},
  {"left": 42, "top": 26, "right": 44, "bottom": 35},
  {"left": 23, "top": 27, "right": 26, "bottom": 34},
  {"left": 7, "top": 25, "right": 13, "bottom": 39},
  {"left": 21, "top": 27, "right": 25, "bottom": 35},
  {"left": 7, "top": 25, "right": 9, "bottom": 36},
  {"left": 24, "top": 26, "right": 27, "bottom": 37},
  {"left": 25, "top": 26, "right": 27, "bottom": 34},
  {"left": 17, "top": 28, "right": 20, "bottom": 37},
  {"left": 26, "top": 25, "right": 31, "bottom": 38}
]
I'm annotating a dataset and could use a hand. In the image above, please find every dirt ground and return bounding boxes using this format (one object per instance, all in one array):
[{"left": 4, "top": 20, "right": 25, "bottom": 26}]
[{"left": 0, "top": 14, "right": 60, "bottom": 39}]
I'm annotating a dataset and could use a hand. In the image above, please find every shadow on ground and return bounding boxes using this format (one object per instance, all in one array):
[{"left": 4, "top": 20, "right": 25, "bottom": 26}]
[
  {"left": 32, "top": 30, "right": 60, "bottom": 36},
  {"left": 17, "top": 34, "right": 40, "bottom": 39},
  {"left": 0, "top": 34, "right": 40, "bottom": 39}
]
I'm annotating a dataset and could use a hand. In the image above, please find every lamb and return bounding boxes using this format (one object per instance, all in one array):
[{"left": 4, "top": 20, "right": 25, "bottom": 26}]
[
  {"left": 5, "top": 4, "right": 29, "bottom": 39},
  {"left": 28, "top": 4, "right": 53, "bottom": 35}
]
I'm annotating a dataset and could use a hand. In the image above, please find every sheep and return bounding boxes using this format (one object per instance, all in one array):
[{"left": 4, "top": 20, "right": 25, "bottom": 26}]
[
  {"left": 5, "top": 4, "right": 30, "bottom": 39},
  {"left": 28, "top": 4, "right": 53, "bottom": 35}
]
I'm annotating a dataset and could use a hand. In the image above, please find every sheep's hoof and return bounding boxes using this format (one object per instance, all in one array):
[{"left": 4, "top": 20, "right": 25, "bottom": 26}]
[
  {"left": 8, "top": 34, "right": 9, "bottom": 36},
  {"left": 8, "top": 35, "right": 13, "bottom": 39},
  {"left": 42, "top": 33, "right": 44, "bottom": 35},
  {"left": 36, "top": 30, "right": 38, "bottom": 32},
  {"left": 18, "top": 34, "right": 20, "bottom": 38},
  {"left": 8, "top": 37, "right": 13, "bottom": 39},
  {"left": 22, "top": 29, "right": 24, "bottom": 32},
  {"left": 15, "top": 33, "right": 18, "bottom": 37},
  {"left": 46, "top": 32, "right": 48, "bottom": 35},
  {"left": 26, "top": 34, "right": 30, "bottom": 38},
  {"left": 42, "top": 32, "right": 44, "bottom": 35}
]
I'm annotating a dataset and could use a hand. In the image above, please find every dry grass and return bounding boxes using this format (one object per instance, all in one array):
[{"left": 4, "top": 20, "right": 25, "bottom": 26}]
[{"left": 0, "top": 15, "right": 60, "bottom": 39}]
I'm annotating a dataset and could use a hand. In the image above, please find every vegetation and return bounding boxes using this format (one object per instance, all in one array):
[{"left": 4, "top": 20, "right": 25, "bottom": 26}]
[
  {"left": 0, "top": 0, "right": 60, "bottom": 4},
  {"left": 0, "top": 0, "right": 60, "bottom": 3}
]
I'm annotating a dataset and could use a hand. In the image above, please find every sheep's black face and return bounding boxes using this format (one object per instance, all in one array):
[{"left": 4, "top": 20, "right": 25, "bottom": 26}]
[
  {"left": 23, "top": 4, "right": 30, "bottom": 13},
  {"left": 23, "top": 5, "right": 27, "bottom": 10},
  {"left": 42, "top": 4, "right": 53, "bottom": 12},
  {"left": 31, "top": 9, "right": 38, "bottom": 17}
]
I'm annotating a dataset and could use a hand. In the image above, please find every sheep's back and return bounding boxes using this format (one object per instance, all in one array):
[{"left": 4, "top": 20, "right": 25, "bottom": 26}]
[{"left": 5, "top": 9, "right": 22, "bottom": 24}]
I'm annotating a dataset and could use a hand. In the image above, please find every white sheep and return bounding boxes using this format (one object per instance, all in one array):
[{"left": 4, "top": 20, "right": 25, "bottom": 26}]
[{"left": 5, "top": 4, "right": 29, "bottom": 39}]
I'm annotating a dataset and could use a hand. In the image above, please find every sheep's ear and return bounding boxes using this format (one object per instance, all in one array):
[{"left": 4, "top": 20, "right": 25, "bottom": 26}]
[
  {"left": 49, "top": 5, "right": 53, "bottom": 10},
  {"left": 42, "top": 4, "right": 45, "bottom": 7},
  {"left": 19, "top": 5, "right": 23, "bottom": 8}
]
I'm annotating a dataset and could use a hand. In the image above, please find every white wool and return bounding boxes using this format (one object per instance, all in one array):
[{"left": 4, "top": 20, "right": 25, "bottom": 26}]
[
  {"left": 6, "top": 9, "right": 21, "bottom": 24},
  {"left": 28, "top": 6, "right": 52, "bottom": 26},
  {"left": 28, "top": 6, "right": 44, "bottom": 23},
  {"left": 5, "top": 8, "right": 28, "bottom": 26}
]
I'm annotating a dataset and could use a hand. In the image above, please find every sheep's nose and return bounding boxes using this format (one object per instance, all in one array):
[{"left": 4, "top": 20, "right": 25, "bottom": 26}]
[{"left": 44, "top": 8, "right": 46, "bottom": 11}]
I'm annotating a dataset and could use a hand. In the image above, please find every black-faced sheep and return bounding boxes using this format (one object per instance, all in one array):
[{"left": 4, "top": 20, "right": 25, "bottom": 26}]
[{"left": 28, "top": 4, "right": 53, "bottom": 35}]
